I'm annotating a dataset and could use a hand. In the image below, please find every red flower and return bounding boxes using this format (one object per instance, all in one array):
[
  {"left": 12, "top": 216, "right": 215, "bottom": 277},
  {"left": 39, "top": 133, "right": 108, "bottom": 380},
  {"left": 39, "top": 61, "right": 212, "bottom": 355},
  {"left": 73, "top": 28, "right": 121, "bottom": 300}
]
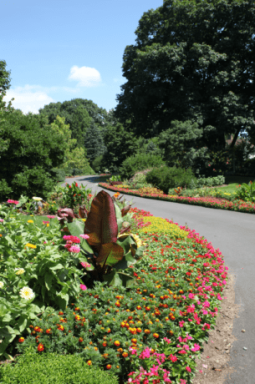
[
  {"left": 18, "top": 337, "right": 25, "bottom": 343},
  {"left": 37, "top": 343, "right": 44, "bottom": 352}
]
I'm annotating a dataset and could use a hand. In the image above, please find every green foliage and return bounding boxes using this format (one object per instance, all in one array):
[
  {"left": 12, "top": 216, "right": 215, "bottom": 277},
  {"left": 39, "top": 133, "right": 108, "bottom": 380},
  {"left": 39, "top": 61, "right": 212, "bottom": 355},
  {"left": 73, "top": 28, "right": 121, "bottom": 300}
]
[
  {"left": 102, "top": 123, "right": 139, "bottom": 173},
  {"left": 84, "top": 123, "right": 105, "bottom": 163},
  {"left": 235, "top": 181, "right": 255, "bottom": 202},
  {"left": 92, "top": 155, "right": 104, "bottom": 173},
  {"left": 0, "top": 350, "right": 118, "bottom": 384},
  {"left": 146, "top": 166, "right": 195, "bottom": 194},
  {"left": 62, "top": 182, "right": 92, "bottom": 209},
  {"left": 120, "top": 153, "right": 165, "bottom": 180},
  {"left": 115, "top": 0, "right": 255, "bottom": 156},
  {"left": 0, "top": 205, "right": 86, "bottom": 356},
  {"left": 0, "top": 110, "right": 66, "bottom": 200},
  {"left": 196, "top": 175, "right": 225, "bottom": 188},
  {"left": 0, "top": 60, "right": 11, "bottom": 110},
  {"left": 50, "top": 116, "right": 91, "bottom": 173},
  {"left": 158, "top": 120, "right": 209, "bottom": 175}
]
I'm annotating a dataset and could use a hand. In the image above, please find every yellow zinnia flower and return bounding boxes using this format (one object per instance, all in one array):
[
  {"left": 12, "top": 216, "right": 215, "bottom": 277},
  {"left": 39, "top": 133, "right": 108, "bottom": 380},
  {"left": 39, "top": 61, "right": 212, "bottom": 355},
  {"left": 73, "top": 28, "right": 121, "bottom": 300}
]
[
  {"left": 27, "top": 220, "right": 34, "bottom": 223},
  {"left": 25, "top": 243, "right": 36, "bottom": 249}
]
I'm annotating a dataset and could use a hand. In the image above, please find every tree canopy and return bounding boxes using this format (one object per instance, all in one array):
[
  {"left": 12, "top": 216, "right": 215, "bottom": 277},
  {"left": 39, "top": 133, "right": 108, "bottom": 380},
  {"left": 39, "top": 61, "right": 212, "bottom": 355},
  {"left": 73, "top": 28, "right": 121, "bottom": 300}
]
[{"left": 115, "top": 0, "right": 255, "bottom": 151}]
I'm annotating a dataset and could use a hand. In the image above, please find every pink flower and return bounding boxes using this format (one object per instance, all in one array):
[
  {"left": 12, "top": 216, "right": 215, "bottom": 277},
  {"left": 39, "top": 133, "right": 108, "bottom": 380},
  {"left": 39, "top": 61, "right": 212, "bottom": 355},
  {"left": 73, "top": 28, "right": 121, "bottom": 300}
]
[
  {"left": 0, "top": 219, "right": 4, "bottom": 222},
  {"left": 188, "top": 293, "right": 195, "bottom": 299},
  {"left": 47, "top": 215, "right": 56, "bottom": 219},
  {"left": 42, "top": 221, "right": 50, "bottom": 225},
  {"left": 81, "top": 262, "right": 91, "bottom": 268},
  {"left": 180, "top": 380, "right": 187, "bottom": 384},
  {"left": 191, "top": 343, "right": 200, "bottom": 352},
  {"left": 80, "top": 284, "right": 87, "bottom": 290},
  {"left": 129, "top": 347, "right": 137, "bottom": 355},
  {"left": 169, "top": 354, "right": 178, "bottom": 362},
  {"left": 69, "top": 246, "right": 80, "bottom": 253},
  {"left": 163, "top": 337, "right": 171, "bottom": 344},
  {"left": 186, "top": 366, "right": 191, "bottom": 373},
  {"left": 179, "top": 320, "right": 185, "bottom": 328},
  {"left": 80, "top": 234, "right": 89, "bottom": 239},
  {"left": 7, "top": 199, "right": 19, "bottom": 204}
]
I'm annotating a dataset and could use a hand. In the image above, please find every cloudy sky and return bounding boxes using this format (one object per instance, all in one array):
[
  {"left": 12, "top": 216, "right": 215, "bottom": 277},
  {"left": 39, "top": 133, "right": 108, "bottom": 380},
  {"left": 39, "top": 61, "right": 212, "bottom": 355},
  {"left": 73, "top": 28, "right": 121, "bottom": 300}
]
[{"left": 2, "top": 0, "right": 163, "bottom": 114}]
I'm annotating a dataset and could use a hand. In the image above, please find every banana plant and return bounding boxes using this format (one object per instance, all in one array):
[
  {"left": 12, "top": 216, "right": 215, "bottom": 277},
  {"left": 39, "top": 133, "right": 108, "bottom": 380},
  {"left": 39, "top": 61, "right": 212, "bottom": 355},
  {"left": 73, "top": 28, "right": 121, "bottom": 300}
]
[{"left": 66, "top": 190, "right": 144, "bottom": 287}]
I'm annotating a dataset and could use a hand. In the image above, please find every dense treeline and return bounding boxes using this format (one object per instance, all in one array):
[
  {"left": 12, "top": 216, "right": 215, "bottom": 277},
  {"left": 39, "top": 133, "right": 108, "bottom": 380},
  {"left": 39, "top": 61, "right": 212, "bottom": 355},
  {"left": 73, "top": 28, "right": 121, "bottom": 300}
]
[{"left": 1, "top": 0, "right": 255, "bottom": 200}]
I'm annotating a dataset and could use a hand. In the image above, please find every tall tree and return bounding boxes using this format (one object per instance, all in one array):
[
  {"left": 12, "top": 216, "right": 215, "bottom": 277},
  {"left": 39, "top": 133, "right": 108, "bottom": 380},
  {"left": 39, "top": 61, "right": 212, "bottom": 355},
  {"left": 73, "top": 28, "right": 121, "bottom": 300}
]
[
  {"left": 84, "top": 122, "right": 105, "bottom": 163},
  {"left": 102, "top": 123, "right": 139, "bottom": 173},
  {"left": 115, "top": 0, "right": 255, "bottom": 150}
]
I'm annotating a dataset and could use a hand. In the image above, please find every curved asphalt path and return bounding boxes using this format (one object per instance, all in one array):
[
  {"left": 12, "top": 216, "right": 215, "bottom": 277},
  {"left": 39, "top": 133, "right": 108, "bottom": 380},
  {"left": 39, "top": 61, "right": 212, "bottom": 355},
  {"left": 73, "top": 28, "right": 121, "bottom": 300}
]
[{"left": 63, "top": 176, "right": 255, "bottom": 384}]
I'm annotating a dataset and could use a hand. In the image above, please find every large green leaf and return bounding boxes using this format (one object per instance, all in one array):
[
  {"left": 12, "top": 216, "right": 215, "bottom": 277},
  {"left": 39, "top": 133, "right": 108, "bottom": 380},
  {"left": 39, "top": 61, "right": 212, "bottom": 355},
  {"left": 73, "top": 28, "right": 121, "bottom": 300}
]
[
  {"left": 114, "top": 202, "right": 123, "bottom": 231},
  {"left": 116, "top": 235, "right": 135, "bottom": 254},
  {"left": 103, "top": 270, "right": 134, "bottom": 287},
  {"left": 113, "top": 251, "right": 137, "bottom": 270},
  {"left": 97, "top": 243, "right": 124, "bottom": 267},
  {"left": 45, "top": 272, "right": 53, "bottom": 291},
  {"left": 16, "top": 315, "right": 27, "bottom": 333}
]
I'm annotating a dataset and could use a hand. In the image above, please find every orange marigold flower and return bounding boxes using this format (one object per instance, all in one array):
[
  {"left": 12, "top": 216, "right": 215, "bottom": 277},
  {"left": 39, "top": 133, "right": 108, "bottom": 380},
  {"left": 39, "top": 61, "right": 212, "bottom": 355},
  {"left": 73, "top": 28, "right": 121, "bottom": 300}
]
[
  {"left": 46, "top": 328, "right": 52, "bottom": 334},
  {"left": 137, "top": 328, "right": 142, "bottom": 333},
  {"left": 144, "top": 329, "right": 151, "bottom": 334},
  {"left": 57, "top": 325, "right": 64, "bottom": 331},
  {"left": 114, "top": 341, "right": 120, "bottom": 347},
  {"left": 122, "top": 352, "right": 128, "bottom": 358},
  {"left": 153, "top": 333, "right": 159, "bottom": 338},
  {"left": 102, "top": 342, "right": 107, "bottom": 347},
  {"left": 106, "top": 364, "right": 112, "bottom": 370},
  {"left": 87, "top": 360, "right": 92, "bottom": 366},
  {"left": 117, "top": 348, "right": 123, "bottom": 353},
  {"left": 18, "top": 337, "right": 25, "bottom": 343},
  {"left": 58, "top": 311, "right": 64, "bottom": 315},
  {"left": 34, "top": 326, "right": 41, "bottom": 333},
  {"left": 79, "top": 337, "right": 83, "bottom": 342},
  {"left": 103, "top": 353, "right": 109, "bottom": 358},
  {"left": 37, "top": 343, "right": 44, "bottom": 352},
  {"left": 131, "top": 338, "right": 137, "bottom": 344}
]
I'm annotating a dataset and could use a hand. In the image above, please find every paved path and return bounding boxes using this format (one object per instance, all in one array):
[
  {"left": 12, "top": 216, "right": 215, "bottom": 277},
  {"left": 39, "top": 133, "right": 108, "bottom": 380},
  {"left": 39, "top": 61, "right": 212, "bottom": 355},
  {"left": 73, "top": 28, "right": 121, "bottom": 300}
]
[{"left": 64, "top": 176, "right": 255, "bottom": 384}]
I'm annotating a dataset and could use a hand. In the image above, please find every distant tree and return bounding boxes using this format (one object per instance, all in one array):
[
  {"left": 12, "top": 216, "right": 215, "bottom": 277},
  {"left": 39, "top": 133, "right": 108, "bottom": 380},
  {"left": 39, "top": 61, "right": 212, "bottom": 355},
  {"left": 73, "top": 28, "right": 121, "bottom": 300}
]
[
  {"left": 84, "top": 122, "right": 105, "bottom": 163},
  {"left": 0, "top": 60, "right": 11, "bottom": 97},
  {"left": 158, "top": 120, "right": 210, "bottom": 175},
  {"left": 101, "top": 123, "right": 139, "bottom": 173},
  {"left": 115, "top": 0, "right": 255, "bottom": 150},
  {"left": 50, "top": 116, "right": 91, "bottom": 171},
  {"left": 0, "top": 110, "right": 66, "bottom": 200}
]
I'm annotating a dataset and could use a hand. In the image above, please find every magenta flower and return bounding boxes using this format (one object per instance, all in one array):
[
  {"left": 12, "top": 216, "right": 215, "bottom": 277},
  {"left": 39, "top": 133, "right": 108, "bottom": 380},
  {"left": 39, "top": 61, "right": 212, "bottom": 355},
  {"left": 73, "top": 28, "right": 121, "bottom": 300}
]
[
  {"left": 179, "top": 320, "right": 185, "bottom": 328},
  {"left": 80, "top": 284, "right": 87, "bottom": 291},
  {"left": 42, "top": 221, "right": 50, "bottom": 225},
  {"left": 191, "top": 343, "right": 200, "bottom": 352},
  {"left": 186, "top": 366, "right": 191, "bottom": 373},
  {"left": 0, "top": 219, "right": 4, "bottom": 223},
  {"left": 47, "top": 215, "right": 56, "bottom": 219}
]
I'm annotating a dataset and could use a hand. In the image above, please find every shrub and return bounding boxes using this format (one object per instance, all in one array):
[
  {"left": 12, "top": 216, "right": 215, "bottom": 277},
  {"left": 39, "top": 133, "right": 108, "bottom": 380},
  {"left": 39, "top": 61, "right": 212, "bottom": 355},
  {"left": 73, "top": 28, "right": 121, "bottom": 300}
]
[
  {"left": 146, "top": 166, "right": 195, "bottom": 194},
  {"left": 120, "top": 153, "right": 164, "bottom": 180},
  {"left": 92, "top": 155, "right": 103, "bottom": 173},
  {"left": 52, "top": 168, "right": 66, "bottom": 182},
  {"left": 0, "top": 351, "right": 119, "bottom": 384}
]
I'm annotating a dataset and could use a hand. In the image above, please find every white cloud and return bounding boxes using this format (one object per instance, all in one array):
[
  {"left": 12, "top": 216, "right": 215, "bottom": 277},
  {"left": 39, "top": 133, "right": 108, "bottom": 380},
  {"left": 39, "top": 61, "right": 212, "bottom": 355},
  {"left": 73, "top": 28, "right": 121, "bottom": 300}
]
[
  {"left": 4, "top": 85, "right": 55, "bottom": 114},
  {"left": 68, "top": 65, "right": 102, "bottom": 87}
]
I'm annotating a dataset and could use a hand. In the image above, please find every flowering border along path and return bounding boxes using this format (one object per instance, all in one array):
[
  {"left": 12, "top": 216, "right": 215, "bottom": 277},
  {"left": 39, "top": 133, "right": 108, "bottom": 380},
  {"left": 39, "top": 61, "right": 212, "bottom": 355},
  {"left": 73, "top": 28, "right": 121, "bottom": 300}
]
[
  {"left": 99, "top": 183, "right": 255, "bottom": 214},
  {"left": 17, "top": 207, "right": 228, "bottom": 384}
]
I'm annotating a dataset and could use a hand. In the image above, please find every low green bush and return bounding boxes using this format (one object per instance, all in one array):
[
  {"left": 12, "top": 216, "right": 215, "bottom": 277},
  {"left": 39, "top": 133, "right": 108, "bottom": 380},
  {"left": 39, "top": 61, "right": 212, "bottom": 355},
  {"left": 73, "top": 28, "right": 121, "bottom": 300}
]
[
  {"left": 0, "top": 350, "right": 119, "bottom": 384},
  {"left": 196, "top": 175, "right": 225, "bottom": 188},
  {"left": 52, "top": 168, "right": 66, "bottom": 182},
  {"left": 146, "top": 166, "right": 195, "bottom": 194},
  {"left": 120, "top": 153, "right": 164, "bottom": 180}
]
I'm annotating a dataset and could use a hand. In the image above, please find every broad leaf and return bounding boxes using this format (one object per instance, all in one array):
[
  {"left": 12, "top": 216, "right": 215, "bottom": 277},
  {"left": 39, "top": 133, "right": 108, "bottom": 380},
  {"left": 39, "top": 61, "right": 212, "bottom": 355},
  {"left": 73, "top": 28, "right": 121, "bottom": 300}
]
[{"left": 97, "top": 242, "right": 124, "bottom": 267}]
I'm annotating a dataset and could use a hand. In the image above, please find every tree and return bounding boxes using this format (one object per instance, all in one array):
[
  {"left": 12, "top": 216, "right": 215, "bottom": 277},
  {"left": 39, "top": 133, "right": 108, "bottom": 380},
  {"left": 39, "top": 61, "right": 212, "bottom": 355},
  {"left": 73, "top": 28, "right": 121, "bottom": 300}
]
[
  {"left": 158, "top": 120, "right": 210, "bottom": 175},
  {"left": 0, "top": 110, "right": 66, "bottom": 200},
  {"left": 0, "top": 60, "right": 11, "bottom": 98},
  {"left": 50, "top": 116, "right": 91, "bottom": 171},
  {"left": 115, "top": 0, "right": 255, "bottom": 150},
  {"left": 101, "top": 123, "right": 139, "bottom": 173},
  {"left": 84, "top": 122, "right": 105, "bottom": 163}
]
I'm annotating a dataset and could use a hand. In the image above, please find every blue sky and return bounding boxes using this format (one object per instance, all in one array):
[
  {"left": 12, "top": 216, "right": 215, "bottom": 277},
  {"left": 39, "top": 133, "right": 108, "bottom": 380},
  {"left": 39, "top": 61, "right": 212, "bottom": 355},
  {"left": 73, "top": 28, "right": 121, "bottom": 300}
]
[{"left": 2, "top": 0, "right": 163, "bottom": 114}]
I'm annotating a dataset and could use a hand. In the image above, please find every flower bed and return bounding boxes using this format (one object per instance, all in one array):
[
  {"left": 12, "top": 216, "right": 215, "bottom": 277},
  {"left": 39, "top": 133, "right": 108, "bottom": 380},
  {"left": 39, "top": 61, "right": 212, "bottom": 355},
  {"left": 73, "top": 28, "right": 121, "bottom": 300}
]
[
  {"left": 0, "top": 201, "right": 228, "bottom": 384},
  {"left": 99, "top": 183, "right": 255, "bottom": 214}
]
